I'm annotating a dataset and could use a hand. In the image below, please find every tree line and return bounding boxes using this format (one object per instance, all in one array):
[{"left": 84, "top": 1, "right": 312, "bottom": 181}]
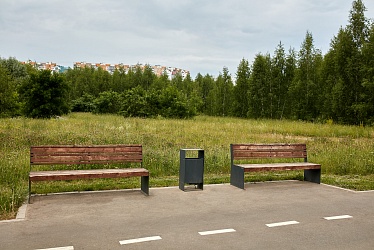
[{"left": 0, "top": 0, "right": 373, "bottom": 125}]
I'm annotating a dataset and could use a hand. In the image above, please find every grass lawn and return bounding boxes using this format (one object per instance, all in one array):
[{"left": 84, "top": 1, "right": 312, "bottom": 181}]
[{"left": 1, "top": 113, "right": 373, "bottom": 220}]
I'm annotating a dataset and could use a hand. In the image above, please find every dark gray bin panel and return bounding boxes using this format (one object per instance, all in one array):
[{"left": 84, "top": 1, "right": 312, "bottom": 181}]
[{"left": 179, "top": 149, "right": 204, "bottom": 191}]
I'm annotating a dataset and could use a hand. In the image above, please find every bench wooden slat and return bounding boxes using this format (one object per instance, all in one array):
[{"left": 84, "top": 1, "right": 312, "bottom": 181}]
[
  {"left": 233, "top": 151, "right": 307, "bottom": 159},
  {"left": 30, "top": 145, "right": 142, "bottom": 165},
  {"left": 30, "top": 168, "right": 149, "bottom": 181},
  {"left": 232, "top": 144, "right": 307, "bottom": 159},
  {"left": 31, "top": 144, "right": 142, "bottom": 152},
  {"left": 31, "top": 155, "right": 142, "bottom": 165},
  {"left": 237, "top": 162, "right": 321, "bottom": 172},
  {"left": 232, "top": 143, "right": 306, "bottom": 150}
]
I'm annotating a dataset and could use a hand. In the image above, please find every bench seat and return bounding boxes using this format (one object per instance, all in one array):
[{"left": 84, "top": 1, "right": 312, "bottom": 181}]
[
  {"left": 236, "top": 162, "right": 321, "bottom": 172},
  {"left": 230, "top": 143, "right": 321, "bottom": 189},
  {"left": 29, "top": 144, "right": 149, "bottom": 203},
  {"left": 29, "top": 168, "right": 149, "bottom": 181}
]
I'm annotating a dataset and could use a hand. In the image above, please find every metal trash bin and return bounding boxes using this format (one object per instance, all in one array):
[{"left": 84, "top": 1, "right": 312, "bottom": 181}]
[{"left": 179, "top": 149, "right": 204, "bottom": 191}]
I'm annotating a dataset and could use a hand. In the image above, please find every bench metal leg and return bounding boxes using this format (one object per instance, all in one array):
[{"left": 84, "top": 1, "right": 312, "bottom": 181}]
[
  {"left": 28, "top": 179, "right": 31, "bottom": 204},
  {"left": 230, "top": 165, "right": 245, "bottom": 189},
  {"left": 141, "top": 175, "right": 149, "bottom": 195},
  {"left": 304, "top": 169, "right": 321, "bottom": 184}
]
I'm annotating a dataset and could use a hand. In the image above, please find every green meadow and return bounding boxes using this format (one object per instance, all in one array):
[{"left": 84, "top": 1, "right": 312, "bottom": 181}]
[{"left": 1, "top": 113, "right": 373, "bottom": 220}]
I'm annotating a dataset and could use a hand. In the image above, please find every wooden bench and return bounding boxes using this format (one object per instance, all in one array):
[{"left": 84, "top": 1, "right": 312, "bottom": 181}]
[
  {"left": 29, "top": 144, "right": 149, "bottom": 203},
  {"left": 230, "top": 143, "right": 321, "bottom": 189}
]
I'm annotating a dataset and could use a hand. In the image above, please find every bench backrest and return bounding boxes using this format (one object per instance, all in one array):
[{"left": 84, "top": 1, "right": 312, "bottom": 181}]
[
  {"left": 230, "top": 143, "right": 308, "bottom": 165},
  {"left": 30, "top": 144, "right": 142, "bottom": 166}
]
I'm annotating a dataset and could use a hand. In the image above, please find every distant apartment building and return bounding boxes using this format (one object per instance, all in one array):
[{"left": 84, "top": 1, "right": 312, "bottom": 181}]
[
  {"left": 22, "top": 60, "right": 67, "bottom": 73},
  {"left": 22, "top": 60, "right": 190, "bottom": 80},
  {"left": 74, "top": 62, "right": 190, "bottom": 80}
]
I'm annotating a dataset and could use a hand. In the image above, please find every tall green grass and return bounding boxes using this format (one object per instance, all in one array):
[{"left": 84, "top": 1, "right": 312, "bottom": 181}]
[{"left": 1, "top": 113, "right": 373, "bottom": 219}]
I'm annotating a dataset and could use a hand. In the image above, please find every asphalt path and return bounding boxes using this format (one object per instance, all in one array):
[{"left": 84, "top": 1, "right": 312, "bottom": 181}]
[{"left": 1, "top": 181, "right": 373, "bottom": 250}]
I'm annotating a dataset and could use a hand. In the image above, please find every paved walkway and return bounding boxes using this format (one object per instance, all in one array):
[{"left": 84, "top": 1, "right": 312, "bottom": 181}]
[{"left": 1, "top": 181, "right": 373, "bottom": 249}]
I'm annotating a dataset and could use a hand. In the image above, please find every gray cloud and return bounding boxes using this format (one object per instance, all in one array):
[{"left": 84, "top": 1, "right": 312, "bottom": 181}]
[{"left": 1, "top": 0, "right": 373, "bottom": 77}]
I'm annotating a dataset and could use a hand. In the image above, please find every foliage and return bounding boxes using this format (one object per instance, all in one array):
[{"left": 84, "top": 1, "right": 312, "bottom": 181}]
[
  {"left": 121, "top": 86, "right": 195, "bottom": 118},
  {"left": 19, "top": 70, "right": 70, "bottom": 118},
  {"left": 248, "top": 53, "right": 272, "bottom": 118},
  {"left": 233, "top": 58, "right": 251, "bottom": 117},
  {"left": 289, "top": 31, "right": 323, "bottom": 121},
  {"left": 159, "top": 85, "right": 196, "bottom": 118},
  {"left": 93, "top": 91, "right": 122, "bottom": 114},
  {"left": 121, "top": 86, "right": 150, "bottom": 117},
  {"left": 71, "top": 93, "right": 96, "bottom": 112},
  {"left": 0, "top": 57, "right": 27, "bottom": 117},
  {"left": 211, "top": 67, "right": 234, "bottom": 116},
  {"left": 195, "top": 73, "right": 215, "bottom": 114},
  {"left": 0, "top": 65, "right": 20, "bottom": 117}
]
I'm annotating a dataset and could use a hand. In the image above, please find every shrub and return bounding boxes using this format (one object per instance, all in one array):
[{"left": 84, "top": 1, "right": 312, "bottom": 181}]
[
  {"left": 19, "top": 70, "right": 70, "bottom": 118},
  {"left": 0, "top": 65, "right": 21, "bottom": 117},
  {"left": 93, "top": 91, "right": 123, "bottom": 114},
  {"left": 121, "top": 86, "right": 151, "bottom": 117},
  {"left": 121, "top": 86, "right": 196, "bottom": 118},
  {"left": 71, "top": 93, "right": 96, "bottom": 112}
]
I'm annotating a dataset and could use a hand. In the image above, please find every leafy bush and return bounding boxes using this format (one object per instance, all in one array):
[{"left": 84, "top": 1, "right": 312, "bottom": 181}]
[
  {"left": 121, "top": 86, "right": 196, "bottom": 118},
  {"left": 159, "top": 86, "right": 196, "bottom": 118},
  {"left": 19, "top": 70, "right": 70, "bottom": 118},
  {"left": 71, "top": 93, "right": 96, "bottom": 112},
  {"left": 93, "top": 91, "right": 123, "bottom": 114},
  {"left": 0, "top": 65, "right": 21, "bottom": 117},
  {"left": 121, "top": 86, "right": 151, "bottom": 117}
]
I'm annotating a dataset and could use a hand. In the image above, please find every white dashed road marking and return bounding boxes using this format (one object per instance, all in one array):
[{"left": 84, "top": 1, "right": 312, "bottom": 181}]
[
  {"left": 266, "top": 220, "right": 300, "bottom": 228},
  {"left": 198, "top": 228, "right": 236, "bottom": 236},
  {"left": 35, "top": 247, "right": 74, "bottom": 250},
  {"left": 119, "top": 236, "right": 162, "bottom": 245},
  {"left": 324, "top": 215, "right": 353, "bottom": 220},
  {"left": 33, "top": 214, "right": 355, "bottom": 249}
]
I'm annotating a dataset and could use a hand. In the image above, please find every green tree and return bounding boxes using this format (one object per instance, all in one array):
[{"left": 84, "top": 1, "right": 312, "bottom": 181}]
[
  {"left": 121, "top": 86, "right": 149, "bottom": 117},
  {"left": 0, "top": 57, "right": 27, "bottom": 117},
  {"left": 159, "top": 85, "right": 195, "bottom": 118},
  {"left": 325, "top": 0, "right": 371, "bottom": 124},
  {"left": 271, "top": 42, "right": 289, "bottom": 119},
  {"left": 328, "top": 28, "right": 356, "bottom": 123},
  {"left": 347, "top": 0, "right": 370, "bottom": 124},
  {"left": 66, "top": 67, "right": 95, "bottom": 99},
  {"left": 171, "top": 71, "right": 183, "bottom": 90},
  {"left": 248, "top": 53, "right": 272, "bottom": 118},
  {"left": 112, "top": 67, "right": 130, "bottom": 92},
  {"left": 196, "top": 73, "right": 214, "bottom": 114},
  {"left": 71, "top": 93, "right": 96, "bottom": 112},
  {"left": 320, "top": 47, "right": 339, "bottom": 120},
  {"left": 361, "top": 23, "right": 374, "bottom": 124},
  {"left": 0, "top": 57, "right": 27, "bottom": 79},
  {"left": 142, "top": 64, "right": 155, "bottom": 90},
  {"left": 183, "top": 73, "right": 202, "bottom": 115},
  {"left": 93, "top": 67, "right": 111, "bottom": 94},
  {"left": 348, "top": 0, "right": 370, "bottom": 50},
  {"left": 0, "top": 65, "right": 20, "bottom": 117},
  {"left": 289, "top": 31, "right": 323, "bottom": 121},
  {"left": 282, "top": 48, "right": 297, "bottom": 119},
  {"left": 93, "top": 91, "right": 122, "bottom": 114},
  {"left": 133, "top": 64, "right": 143, "bottom": 88},
  {"left": 20, "top": 70, "right": 70, "bottom": 118},
  {"left": 152, "top": 70, "right": 170, "bottom": 90},
  {"left": 214, "top": 67, "right": 234, "bottom": 116},
  {"left": 233, "top": 58, "right": 251, "bottom": 117}
]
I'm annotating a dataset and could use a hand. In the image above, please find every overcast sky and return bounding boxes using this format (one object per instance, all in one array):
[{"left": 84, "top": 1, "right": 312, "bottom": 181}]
[{"left": 1, "top": 0, "right": 373, "bottom": 78}]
